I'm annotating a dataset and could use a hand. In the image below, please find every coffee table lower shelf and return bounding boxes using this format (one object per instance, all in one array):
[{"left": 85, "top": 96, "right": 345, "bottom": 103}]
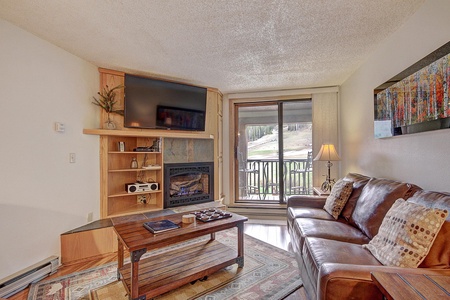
[{"left": 119, "top": 239, "right": 238, "bottom": 299}]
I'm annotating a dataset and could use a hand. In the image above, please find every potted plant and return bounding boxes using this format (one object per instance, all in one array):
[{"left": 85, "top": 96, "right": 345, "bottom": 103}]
[{"left": 92, "top": 84, "right": 124, "bottom": 129}]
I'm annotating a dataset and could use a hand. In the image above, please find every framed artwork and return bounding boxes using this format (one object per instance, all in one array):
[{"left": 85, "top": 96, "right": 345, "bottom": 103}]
[{"left": 374, "top": 42, "right": 450, "bottom": 138}]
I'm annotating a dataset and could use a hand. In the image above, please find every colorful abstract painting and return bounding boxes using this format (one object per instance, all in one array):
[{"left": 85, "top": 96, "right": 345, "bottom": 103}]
[{"left": 374, "top": 50, "right": 450, "bottom": 138}]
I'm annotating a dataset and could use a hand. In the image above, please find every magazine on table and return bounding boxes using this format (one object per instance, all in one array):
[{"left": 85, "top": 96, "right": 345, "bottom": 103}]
[{"left": 143, "top": 219, "right": 180, "bottom": 233}]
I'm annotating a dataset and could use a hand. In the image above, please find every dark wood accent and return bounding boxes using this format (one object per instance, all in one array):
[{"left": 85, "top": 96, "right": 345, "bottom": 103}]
[
  {"left": 120, "top": 240, "right": 237, "bottom": 298},
  {"left": 371, "top": 271, "right": 450, "bottom": 300},
  {"left": 114, "top": 211, "right": 248, "bottom": 299},
  {"left": 113, "top": 212, "right": 247, "bottom": 252}
]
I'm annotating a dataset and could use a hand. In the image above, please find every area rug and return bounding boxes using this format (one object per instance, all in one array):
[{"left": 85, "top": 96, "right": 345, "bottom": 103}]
[{"left": 28, "top": 229, "right": 302, "bottom": 300}]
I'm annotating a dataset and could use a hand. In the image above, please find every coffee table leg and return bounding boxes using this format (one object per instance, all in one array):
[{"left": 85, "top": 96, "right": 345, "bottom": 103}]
[
  {"left": 117, "top": 237, "right": 124, "bottom": 280},
  {"left": 237, "top": 222, "right": 244, "bottom": 267},
  {"left": 210, "top": 232, "right": 215, "bottom": 240},
  {"left": 130, "top": 248, "right": 146, "bottom": 300},
  {"left": 131, "top": 260, "right": 139, "bottom": 299}
]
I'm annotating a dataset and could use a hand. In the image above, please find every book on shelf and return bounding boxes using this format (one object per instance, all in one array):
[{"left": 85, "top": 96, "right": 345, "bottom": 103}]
[{"left": 143, "top": 219, "right": 180, "bottom": 233}]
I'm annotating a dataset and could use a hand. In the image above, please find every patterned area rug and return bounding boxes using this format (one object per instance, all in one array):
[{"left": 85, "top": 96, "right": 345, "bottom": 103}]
[{"left": 28, "top": 229, "right": 302, "bottom": 300}]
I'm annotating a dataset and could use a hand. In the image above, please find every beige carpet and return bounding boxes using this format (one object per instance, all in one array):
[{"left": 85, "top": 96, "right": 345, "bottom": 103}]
[
  {"left": 90, "top": 281, "right": 127, "bottom": 300},
  {"left": 91, "top": 255, "right": 261, "bottom": 300}
]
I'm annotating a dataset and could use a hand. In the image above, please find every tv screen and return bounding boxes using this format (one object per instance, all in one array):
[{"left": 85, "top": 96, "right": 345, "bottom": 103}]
[
  {"left": 124, "top": 74, "right": 207, "bottom": 131},
  {"left": 156, "top": 106, "right": 205, "bottom": 131}
]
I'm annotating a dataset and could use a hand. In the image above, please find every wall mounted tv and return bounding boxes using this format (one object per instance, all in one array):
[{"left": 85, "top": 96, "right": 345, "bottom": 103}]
[{"left": 124, "top": 74, "right": 207, "bottom": 131}]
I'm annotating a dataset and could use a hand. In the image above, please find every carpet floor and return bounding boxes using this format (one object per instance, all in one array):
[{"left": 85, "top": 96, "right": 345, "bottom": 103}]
[{"left": 28, "top": 229, "right": 302, "bottom": 300}]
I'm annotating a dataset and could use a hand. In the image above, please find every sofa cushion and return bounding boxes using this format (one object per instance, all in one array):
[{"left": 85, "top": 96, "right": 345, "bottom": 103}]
[
  {"left": 323, "top": 179, "right": 353, "bottom": 219},
  {"left": 287, "top": 195, "right": 327, "bottom": 209},
  {"left": 287, "top": 206, "right": 335, "bottom": 234},
  {"left": 407, "top": 190, "right": 450, "bottom": 268},
  {"left": 341, "top": 173, "right": 371, "bottom": 221},
  {"left": 302, "top": 237, "right": 382, "bottom": 291},
  {"left": 350, "top": 178, "right": 419, "bottom": 239},
  {"left": 363, "top": 198, "right": 448, "bottom": 268},
  {"left": 288, "top": 207, "right": 336, "bottom": 221},
  {"left": 294, "top": 218, "right": 370, "bottom": 252}
]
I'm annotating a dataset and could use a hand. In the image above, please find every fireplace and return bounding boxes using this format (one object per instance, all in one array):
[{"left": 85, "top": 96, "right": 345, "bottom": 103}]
[{"left": 163, "top": 162, "right": 214, "bottom": 208}]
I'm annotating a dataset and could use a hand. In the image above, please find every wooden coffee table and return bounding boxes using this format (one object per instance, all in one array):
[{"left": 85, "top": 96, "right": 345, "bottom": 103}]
[{"left": 113, "top": 211, "right": 248, "bottom": 300}]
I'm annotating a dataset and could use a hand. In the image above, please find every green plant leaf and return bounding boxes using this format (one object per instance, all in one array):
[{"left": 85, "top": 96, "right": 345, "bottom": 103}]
[{"left": 91, "top": 84, "right": 124, "bottom": 114}]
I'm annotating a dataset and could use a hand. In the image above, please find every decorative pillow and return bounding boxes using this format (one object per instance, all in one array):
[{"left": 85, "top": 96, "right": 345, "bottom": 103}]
[
  {"left": 323, "top": 179, "right": 353, "bottom": 219},
  {"left": 340, "top": 173, "right": 371, "bottom": 222},
  {"left": 363, "top": 198, "right": 448, "bottom": 268}
]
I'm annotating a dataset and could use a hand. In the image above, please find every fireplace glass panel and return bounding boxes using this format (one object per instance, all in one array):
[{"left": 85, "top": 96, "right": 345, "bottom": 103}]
[{"left": 164, "top": 162, "right": 214, "bottom": 208}]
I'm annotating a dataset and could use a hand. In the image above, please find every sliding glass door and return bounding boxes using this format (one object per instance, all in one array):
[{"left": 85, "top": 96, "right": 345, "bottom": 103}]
[{"left": 234, "top": 100, "right": 312, "bottom": 204}]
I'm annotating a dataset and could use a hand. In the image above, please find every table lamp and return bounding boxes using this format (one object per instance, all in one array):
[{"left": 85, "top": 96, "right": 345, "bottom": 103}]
[{"left": 314, "top": 144, "right": 340, "bottom": 192}]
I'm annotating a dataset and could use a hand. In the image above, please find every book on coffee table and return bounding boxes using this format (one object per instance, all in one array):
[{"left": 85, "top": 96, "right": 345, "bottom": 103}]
[{"left": 143, "top": 219, "right": 180, "bottom": 233}]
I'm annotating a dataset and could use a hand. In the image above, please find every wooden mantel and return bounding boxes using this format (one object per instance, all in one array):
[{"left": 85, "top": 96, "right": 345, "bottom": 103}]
[{"left": 83, "top": 128, "right": 214, "bottom": 139}]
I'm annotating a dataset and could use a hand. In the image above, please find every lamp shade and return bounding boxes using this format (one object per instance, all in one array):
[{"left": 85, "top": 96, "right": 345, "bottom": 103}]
[{"left": 314, "top": 144, "right": 340, "bottom": 161}]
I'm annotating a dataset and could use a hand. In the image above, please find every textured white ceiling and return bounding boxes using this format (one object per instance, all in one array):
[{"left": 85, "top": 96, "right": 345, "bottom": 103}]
[{"left": 0, "top": 0, "right": 425, "bottom": 93}]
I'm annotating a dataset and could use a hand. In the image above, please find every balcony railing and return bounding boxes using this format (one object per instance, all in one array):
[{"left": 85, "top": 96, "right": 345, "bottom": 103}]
[{"left": 238, "top": 158, "right": 312, "bottom": 201}]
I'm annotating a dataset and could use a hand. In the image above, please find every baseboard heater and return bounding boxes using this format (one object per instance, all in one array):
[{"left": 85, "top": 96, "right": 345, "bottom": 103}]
[{"left": 0, "top": 256, "right": 59, "bottom": 298}]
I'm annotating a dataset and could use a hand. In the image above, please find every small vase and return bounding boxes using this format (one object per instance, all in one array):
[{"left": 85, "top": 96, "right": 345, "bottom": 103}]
[
  {"left": 104, "top": 114, "right": 116, "bottom": 130},
  {"left": 104, "top": 120, "right": 116, "bottom": 130},
  {"left": 130, "top": 158, "right": 138, "bottom": 169}
]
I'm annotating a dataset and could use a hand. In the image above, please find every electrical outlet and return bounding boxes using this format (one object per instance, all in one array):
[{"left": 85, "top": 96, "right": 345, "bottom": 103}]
[
  {"left": 69, "top": 153, "right": 76, "bottom": 163},
  {"left": 137, "top": 195, "right": 147, "bottom": 204},
  {"left": 87, "top": 212, "right": 93, "bottom": 222}
]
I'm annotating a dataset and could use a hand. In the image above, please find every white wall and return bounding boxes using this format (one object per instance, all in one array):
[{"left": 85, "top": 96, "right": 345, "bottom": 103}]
[
  {"left": 340, "top": 0, "right": 450, "bottom": 191},
  {"left": 0, "top": 19, "right": 100, "bottom": 278},
  {"left": 311, "top": 92, "right": 339, "bottom": 187}
]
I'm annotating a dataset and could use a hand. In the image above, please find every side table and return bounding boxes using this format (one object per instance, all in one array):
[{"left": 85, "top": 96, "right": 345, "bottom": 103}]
[
  {"left": 313, "top": 187, "right": 330, "bottom": 196},
  {"left": 371, "top": 271, "right": 450, "bottom": 300}
]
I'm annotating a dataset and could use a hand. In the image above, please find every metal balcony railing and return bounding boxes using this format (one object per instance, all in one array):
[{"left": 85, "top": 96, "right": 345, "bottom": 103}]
[{"left": 238, "top": 158, "right": 313, "bottom": 201}]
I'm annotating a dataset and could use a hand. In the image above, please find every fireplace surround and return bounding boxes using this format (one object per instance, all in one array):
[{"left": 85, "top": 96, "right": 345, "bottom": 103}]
[{"left": 163, "top": 162, "right": 214, "bottom": 208}]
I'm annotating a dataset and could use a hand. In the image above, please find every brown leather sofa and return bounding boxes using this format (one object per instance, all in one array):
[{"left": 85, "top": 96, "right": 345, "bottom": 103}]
[{"left": 287, "top": 173, "right": 450, "bottom": 300}]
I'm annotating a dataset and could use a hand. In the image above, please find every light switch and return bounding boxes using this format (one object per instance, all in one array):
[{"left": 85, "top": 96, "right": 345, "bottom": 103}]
[{"left": 55, "top": 122, "right": 65, "bottom": 133}]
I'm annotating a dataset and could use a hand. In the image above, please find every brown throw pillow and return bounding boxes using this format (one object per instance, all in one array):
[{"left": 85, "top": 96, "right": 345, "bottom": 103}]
[
  {"left": 350, "top": 178, "right": 416, "bottom": 239},
  {"left": 323, "top": 179, "right": 353, "bottom": 219},
  {"left": 363, "top": 198, "right": 448, "bottom": 268}
]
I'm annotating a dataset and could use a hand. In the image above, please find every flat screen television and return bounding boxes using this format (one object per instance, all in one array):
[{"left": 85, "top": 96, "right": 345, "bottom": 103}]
[{"left": 124, "top": 74, "right": 207, "bottom": 131}]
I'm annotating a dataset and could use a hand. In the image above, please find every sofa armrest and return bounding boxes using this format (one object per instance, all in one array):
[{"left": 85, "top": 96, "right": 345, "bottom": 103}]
[
  {"left": 318, "top": 263, "right": 450, "bottom": 300},
  {"left": 287, "top": 195, "right": 327, "bottom": 209}
]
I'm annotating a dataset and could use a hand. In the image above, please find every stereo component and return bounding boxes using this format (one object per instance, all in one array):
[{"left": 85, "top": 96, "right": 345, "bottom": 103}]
[
  {"left": 125, "top": 182, "right": 159, "bottom": 193},
  {"left": 148, "top": 182, "right": 159, "bottom": 191}
]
